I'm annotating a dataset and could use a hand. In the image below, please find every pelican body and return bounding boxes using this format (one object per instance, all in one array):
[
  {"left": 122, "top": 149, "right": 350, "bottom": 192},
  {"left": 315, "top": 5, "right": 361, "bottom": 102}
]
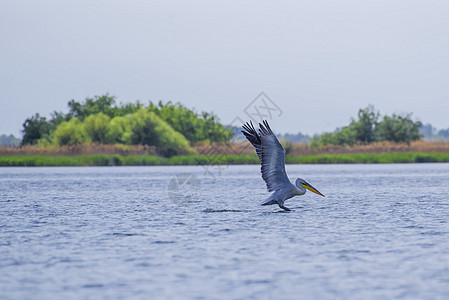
[{"left": 242, "top": 120, "right": 324, "bottom": 211}]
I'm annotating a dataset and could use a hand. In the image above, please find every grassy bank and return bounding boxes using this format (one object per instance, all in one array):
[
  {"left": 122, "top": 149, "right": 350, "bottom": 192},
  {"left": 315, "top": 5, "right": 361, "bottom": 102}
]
[
  {"left": 1, "top": 152, "right": 449, "bottom": 166},
  {"left": 286, "top": 152, "right": 449, "bottom": 164},
  {"left": 0, "top": 155, "right": 259, "bottom": 166}
]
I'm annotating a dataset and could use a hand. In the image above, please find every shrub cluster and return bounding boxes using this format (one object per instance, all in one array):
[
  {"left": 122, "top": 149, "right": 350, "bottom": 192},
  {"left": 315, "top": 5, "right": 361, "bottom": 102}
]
[
  {"left": 311, "top": 105, "right": 422, "bottom": 147},
  {"left": 21, "top": 95, "right": 232, "bottom": 156}
]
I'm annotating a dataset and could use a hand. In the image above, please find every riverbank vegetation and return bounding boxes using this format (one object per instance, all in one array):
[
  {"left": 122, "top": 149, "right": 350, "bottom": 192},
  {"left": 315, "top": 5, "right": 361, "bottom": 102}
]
[
  {"left": 311, "top": 105, "right": 423, "bottom": 147},
  {"left": 2, "top": 96, "right": 448, "bottom": 166},
  {"left": 1, "top": 141, "right": 449, "bottom": 166},
  {"left": 20, "top": 95, "right": 232, "bottom": 157},
  {"left": 1, "top": 152, "right": 449, "bottom": 167}
]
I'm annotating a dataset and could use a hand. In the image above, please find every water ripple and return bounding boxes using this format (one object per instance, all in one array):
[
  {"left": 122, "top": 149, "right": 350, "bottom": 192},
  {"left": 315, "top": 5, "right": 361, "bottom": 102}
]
[{"left": 1, "top": 164, "right": 449, "bottom": 299}]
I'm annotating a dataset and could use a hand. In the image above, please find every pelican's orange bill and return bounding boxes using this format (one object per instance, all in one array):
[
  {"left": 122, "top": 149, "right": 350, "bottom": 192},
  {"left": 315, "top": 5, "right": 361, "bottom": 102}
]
[{"left": 301, "top": 183, "right": 325, "bottom": 197}]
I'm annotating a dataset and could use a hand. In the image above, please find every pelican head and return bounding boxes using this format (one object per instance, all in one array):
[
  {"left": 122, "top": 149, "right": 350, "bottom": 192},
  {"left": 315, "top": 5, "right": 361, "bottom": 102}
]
[{"left": 295, "top": 178, "right": 325, "bottom": 197}]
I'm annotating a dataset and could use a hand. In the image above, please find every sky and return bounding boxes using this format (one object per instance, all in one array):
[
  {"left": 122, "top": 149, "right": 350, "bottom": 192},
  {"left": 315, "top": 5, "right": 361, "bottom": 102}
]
[{"left": 1, "top": 0, "right": 449, "bottom": 137}]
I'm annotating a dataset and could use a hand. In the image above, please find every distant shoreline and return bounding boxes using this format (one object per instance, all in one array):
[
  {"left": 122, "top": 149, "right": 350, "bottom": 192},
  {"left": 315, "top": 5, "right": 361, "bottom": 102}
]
[{"left": 1, "top": 152, "right": 449, "bottom": 166}]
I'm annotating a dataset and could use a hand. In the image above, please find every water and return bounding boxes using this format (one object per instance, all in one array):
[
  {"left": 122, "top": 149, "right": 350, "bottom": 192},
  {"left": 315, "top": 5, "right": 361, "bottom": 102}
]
[{"left": 1, "top": 164, "right": 449, "bottom": 299}]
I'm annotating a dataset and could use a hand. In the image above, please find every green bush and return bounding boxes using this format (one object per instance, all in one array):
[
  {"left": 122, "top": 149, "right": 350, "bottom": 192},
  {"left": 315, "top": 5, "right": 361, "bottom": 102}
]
[
  {"left": 376, "top": 113, "right": 422, "bottom": 144},
  {"left": 53, "top": 118, "right": 86, "bottom": 146},
  {"left": 84, "top": 113, "right": 111, "bottom": 143},
  {"left": 21, "top": 113, "right": 51, "bottom": 146},
  {"left": 149, "top": 101, "right": 232, "bottom": 144},
  {"left": 107, "top": 116, "right": 132, "bottom": 144},
  {"left": 314, "top": 105, "right": 422, "bottom": 147},
  {"left": 21, "top": 94, "right": 233, "bottom": 154},
  {"left": 128, "top": 109, "right": 192, "bottom": 156}
]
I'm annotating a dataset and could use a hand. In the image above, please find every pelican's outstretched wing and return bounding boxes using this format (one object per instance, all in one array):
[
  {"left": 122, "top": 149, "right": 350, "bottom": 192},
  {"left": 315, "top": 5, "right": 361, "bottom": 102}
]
[
  {"left": 242, "top": 120, "right": 290, "bottom": 192},
  {"left": 242, "top": 121, "right": 262, "bottom": 161}
]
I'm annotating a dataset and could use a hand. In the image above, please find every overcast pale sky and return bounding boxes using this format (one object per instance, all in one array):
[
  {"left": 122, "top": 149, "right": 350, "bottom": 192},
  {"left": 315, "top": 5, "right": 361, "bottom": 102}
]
[{"left": 1, "top": 0, "right": 448, "bottom": 136}]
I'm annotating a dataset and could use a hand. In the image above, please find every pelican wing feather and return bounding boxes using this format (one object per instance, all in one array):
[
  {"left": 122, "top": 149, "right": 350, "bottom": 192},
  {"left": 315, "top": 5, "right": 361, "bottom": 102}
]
[
  {"left": 241, "top": 121, "right": 262, "bottom": 161},
  {"left": 242, "top": 120, "right": 290, "bottom": 192}
]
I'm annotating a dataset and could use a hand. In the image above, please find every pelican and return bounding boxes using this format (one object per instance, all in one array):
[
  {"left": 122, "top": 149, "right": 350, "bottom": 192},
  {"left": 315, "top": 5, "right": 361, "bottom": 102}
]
[{"left": 242, "top": 120, "right": 325, "bottom": 211}]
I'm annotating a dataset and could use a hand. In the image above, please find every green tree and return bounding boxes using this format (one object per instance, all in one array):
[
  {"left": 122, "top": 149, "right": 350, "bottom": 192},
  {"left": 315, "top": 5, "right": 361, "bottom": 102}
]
[
  {"left": 129, "top": 109, "right": 191, "bottom": 156},
  {"left": 312, "top": 105, "right": 423, "bottom": 147},
  {"left": 310, "top": 126, "right": 357, "bottom": 147},
  {"left": 153, "top": 119, "right": 192, "bottom": 157},
  {"left": 84, "top": 113, "right": 111, "bottom": 143},
  {"left": 350, "top": 105, "right": 379, "bottom": 143},
  {"left": 48, "top": 111, "right": 71, "bottom": 130},
  {"left": 149, "top": 101, "right": 232, "bottom": 144},
  {"left": 21, "top": 113, "right": 51, "bottom": 146},
  {"left": 332, "top": 126, "right": 357, "bottom": 146},
  {"left": 199, "top": 111, "right": 233, "bottom": 143},
  {"left": 53, "top": 118, "right": 86, "bottom": 146},
  {"left": 107, "top": 116, "right": 132, "bottom": 144},
  {"left": 314, "top": 132, "right": 334, "bottom": 147},
  {"left": 67, "top": 94, "right": 117, "bottom": 120},
  {"left": 21, "top": 94, "right": 234, "bottom": 148},
  {"left": 117, "top": 101, "right": 144, "bottom": 116},
  {"left": 376, "top": 113, "right": 422, "bottom": 144}
]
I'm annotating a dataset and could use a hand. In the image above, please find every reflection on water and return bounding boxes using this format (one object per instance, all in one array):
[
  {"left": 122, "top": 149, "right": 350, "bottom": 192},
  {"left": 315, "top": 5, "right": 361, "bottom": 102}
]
[{"left": 1, "top": 164, "right": 449, "bottom": 299}]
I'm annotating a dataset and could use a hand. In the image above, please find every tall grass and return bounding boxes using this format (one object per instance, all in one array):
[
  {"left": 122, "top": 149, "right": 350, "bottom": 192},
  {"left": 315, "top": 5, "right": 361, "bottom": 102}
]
[
  {"left": 3, "top": 140, "right": 449, "bottom": 157},
  {"left": 195, "top": 140, "right": 449, "bottom": 156},
  {"left": 1, "top": 140, "right": 449, "bottom": 166},
  {"left": 0, "top": 143, "right": 157, "bottom": 156}
]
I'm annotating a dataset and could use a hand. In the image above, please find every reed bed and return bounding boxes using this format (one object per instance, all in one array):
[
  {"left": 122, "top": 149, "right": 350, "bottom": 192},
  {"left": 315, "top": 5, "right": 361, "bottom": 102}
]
[
  {"left": 3, "top": 141, "right": 449, "bottom": 157},
  {"left": 195, "top": 141, "right": 449, "bottom": 156},
  {"left": 1, "top": 141, "right": 449, "bottom": 166},
  {"left": 0, "top": 144, "right": 157, "bottom": 156},
  {"left": 0, "top": 154, "right": 259, "bottom": 166}
]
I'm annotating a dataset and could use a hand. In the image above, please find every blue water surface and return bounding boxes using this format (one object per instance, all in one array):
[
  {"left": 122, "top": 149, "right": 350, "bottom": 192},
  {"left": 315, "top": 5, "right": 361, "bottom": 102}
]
[{"left": 1, "top": 164, "right": 449, "bottom": 299}]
